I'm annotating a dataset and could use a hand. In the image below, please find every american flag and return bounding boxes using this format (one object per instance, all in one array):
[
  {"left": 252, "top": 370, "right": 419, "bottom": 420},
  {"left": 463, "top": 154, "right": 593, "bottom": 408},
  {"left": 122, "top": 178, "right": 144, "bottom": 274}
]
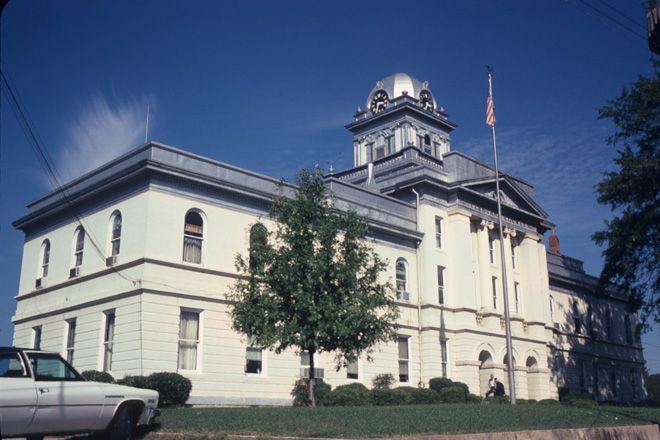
[{"left": 486, "top": 91, "right": 496, "bottom": 127}]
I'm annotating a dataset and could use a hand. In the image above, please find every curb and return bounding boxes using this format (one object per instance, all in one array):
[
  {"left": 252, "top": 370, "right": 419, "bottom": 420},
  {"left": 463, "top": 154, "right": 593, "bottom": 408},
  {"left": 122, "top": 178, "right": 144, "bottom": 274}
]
[{"left": 146, "top": 424, "right": 660, "bottom": 440}]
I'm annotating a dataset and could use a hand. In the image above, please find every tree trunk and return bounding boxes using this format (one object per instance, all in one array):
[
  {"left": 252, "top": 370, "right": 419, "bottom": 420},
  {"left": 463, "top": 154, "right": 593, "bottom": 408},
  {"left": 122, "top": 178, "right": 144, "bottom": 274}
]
[{"left": 308, "top": 350, "right": 316, "bottom": 407}]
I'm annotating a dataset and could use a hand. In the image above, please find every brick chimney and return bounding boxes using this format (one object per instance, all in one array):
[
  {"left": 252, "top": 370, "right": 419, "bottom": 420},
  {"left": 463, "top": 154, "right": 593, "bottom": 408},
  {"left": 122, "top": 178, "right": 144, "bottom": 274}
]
[{"left": 549, "top": 232, "right": 560, "bottom": 254}]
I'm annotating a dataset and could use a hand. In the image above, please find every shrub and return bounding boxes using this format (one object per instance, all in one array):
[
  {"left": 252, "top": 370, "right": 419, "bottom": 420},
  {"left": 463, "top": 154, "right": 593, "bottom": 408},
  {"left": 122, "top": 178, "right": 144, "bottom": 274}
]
[
  {"left": 116, "top": 375, "right": 151, "bottom": 389},
  {"left": 561, "top": 390, "right": 594, "bottom": 402},
  {"left": 569, "top": 398, "right": 598, "bottom": 409},
  {"left": 81, "top": 370, "right": 115, "bottom": 383},
  {"left": 538, "top": 398, "right": 560, "bottom": 405},
  {"left": 429, "top": 377, "right": 470, "bottom": 395},
  {"left": 291, "top": 378, "right": 331, "bottom": 406},
  {"left": 147, "top": 372, "right": 192, "bottom": 407},
  {"left": 429, "top": 377, "right": 455, "bottom": 392},
  {"left": 466, "top": 393, "right": 482, "bottom": 404},
  {"left": 413, "top": 388, "right": 442, "bottom": 404},
  {"left": 516, "top": 399, "right": 538, "bottom": 404},
  {"left": 323, "top": 383, "right": 372, "bottom": 406},
  {"left": 371, "top": 387, "right": 440, "bottom": 406},
  {"left": 372, "top": 388, "right": 410, "bottom": 406},
  {"left": 439, "top": 386, "right": 468, "bottom": 403},
  {"left": 372, "top": 373, "right": 396, "bottom": 390},
  {"left": 484, "top": 395, "right": 510, "bottom": 404},
  {"left": 453, "top": 381, "right": 470, "bottom": 394}
]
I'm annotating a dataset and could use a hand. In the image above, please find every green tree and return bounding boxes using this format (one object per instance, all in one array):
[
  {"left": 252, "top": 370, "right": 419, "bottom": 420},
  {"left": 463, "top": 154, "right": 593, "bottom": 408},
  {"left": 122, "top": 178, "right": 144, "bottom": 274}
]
[
  {"left": 593, "top": 59, "right": 660, "bottom": 324},
  {"left": 646, "top": 373, "right": 660, "bottom": 403},
  {"left": 229, "top": 167, "right": 399, "bottom": 406}
]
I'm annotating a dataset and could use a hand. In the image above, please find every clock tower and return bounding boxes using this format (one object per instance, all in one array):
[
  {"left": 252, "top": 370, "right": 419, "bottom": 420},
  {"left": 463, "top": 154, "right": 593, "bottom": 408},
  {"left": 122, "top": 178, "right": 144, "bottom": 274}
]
[{"left": 346, "top": 73, "right": 457, "bottom": 167}]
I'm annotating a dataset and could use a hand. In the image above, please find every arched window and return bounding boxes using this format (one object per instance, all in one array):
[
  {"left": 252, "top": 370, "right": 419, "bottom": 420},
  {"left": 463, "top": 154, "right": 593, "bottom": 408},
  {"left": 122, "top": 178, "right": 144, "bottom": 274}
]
[
  {"left": 549, "top": 296, "right": 555, "bottom": 322},
  {"left": 109, "top": 211, "right": 122, "bottom": 257},
  {"left": 572, "top": 300, "right": 582, "bottom": 334},
  {"left": 395, "top": 258, "right": 408, "bottom": 301},
  {"left": 73, "top": 227, "right": 85, "bottom": 267},
  {"left": 249, "top": 223, "right": 268, "bottom": 271},
  {"left": 183, "top": 210, "right": 204, "bottom": 264},
  {"left": 39, "top": 239, "right": 50, "bottom": 278}
]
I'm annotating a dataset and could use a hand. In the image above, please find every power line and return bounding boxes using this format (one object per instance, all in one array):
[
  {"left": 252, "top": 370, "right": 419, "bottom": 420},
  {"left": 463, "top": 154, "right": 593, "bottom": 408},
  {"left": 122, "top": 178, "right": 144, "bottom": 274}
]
[
  {"left": 575, "top": 0, "right": 647, "bottom": 41},
  {"left": 0, "top": 65, "right": 137, "bottom": 285},
  {"left": 595, "top": 0, "right": 647, "bottom": 31}
]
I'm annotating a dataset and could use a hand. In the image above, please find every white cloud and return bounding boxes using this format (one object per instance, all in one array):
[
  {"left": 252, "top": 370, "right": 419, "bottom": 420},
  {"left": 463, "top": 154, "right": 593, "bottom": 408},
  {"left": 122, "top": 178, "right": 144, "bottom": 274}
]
[{"left": 53, "top": 95, "right": 152, "bottom": 186}]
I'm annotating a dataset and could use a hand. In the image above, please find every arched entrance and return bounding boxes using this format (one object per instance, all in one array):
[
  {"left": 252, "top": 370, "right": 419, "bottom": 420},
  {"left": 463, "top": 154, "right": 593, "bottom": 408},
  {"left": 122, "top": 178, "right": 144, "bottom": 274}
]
[
  {"left": 478, "top": 350, "right": 495, "bottom": 396},
  {"left": 526, "top": 356, "right": 544, "bottom": 400}
]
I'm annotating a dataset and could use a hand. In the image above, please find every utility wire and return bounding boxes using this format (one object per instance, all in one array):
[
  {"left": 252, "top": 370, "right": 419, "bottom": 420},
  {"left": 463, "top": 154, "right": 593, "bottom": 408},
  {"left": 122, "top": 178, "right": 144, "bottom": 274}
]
[
  {"left": 576, "top": 0, "right": 647, "bottom": 40},
  {"left": 0, "top": 65, "right": 137, "bottom": 285},
  {"left": 595, "top": 0, "right": 647, "bottom": 31}
]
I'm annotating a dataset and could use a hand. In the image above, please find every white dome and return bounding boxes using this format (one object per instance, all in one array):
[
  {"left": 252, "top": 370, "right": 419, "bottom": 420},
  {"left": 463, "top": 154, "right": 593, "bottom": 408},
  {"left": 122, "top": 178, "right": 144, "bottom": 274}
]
[{"left": 365, "top": 73, "right": 434, "bottom": 108}]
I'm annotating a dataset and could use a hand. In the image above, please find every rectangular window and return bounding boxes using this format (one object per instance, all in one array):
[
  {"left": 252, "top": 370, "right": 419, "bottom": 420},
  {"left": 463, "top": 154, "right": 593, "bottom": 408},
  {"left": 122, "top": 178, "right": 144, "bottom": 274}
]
[
  {"left": 491, "top": 277, "right": 498, "bottom": 309},
  {"left": 489, "top": 236, "right": 495, "bottom": 264},
  {"left": 300, "top": 351, "right": 310, "bottom": 367},
  {"left": 33, "top": 326, "right": 42, "bottom": 350},
  {"left": 435, "top": 216, "right": 443, "bottom": 248},
  {"left": 630, "top": 368, "right": 636, "bottom": 400},
  {"left": 245, "top": 337, "right": 263, "bottom": 374},
  {"left": 606, "top": 310, "right": 613, "bottom": 340},
  {"left": 103, "top": 312, "right": 115, "bottom": 372},
  {"left": 593, "top": 363, "right": 600, "bottom": 397},
  {"left": 375, "top": 146, "right": 385, "bottom": 160},
  {"left": 511, "top": 241, "right": 517, "bottom": 269},
  {"left": 625, "top": 314, "right": 632, "bottom": 344},
  {"left": 178, "top": 310, "right": 200, "bottom": 370},
  {"left": 611, "top": 367, "right": 618, "bottom": 398},
  {"left": 514, "top": 282, "right": 520, "bottom": 314},
  {"left": 397, "top": 336, "right": 409, "bottom": 383},
  {"left": 65, "top": 319, "right": 76, "bottom": 364},
  {"left": 578, "top": 359, "right": 585, "bottom": 389},
  {"left": 440, "top": 339, "right": 448, "bottom": 379},
  {"left": 437, "top": 266, "right": 445, "bottom": 305},
  {"left": 347, "top": 358, "right": 359, "bottom": 380}
]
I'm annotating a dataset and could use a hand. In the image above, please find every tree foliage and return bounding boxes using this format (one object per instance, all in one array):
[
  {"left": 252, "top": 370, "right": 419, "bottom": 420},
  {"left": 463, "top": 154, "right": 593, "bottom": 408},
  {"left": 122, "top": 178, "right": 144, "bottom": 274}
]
[
  {"left": 593, "top": 59, "right": 660, "bottom": 324},
  {"left": 229, "top": 167, "right": 399, "bottom": 406}
]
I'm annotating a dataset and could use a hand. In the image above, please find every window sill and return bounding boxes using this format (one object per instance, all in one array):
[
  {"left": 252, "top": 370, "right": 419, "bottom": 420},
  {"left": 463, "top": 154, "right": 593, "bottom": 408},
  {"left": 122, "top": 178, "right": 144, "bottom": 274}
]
[{"left": 177, "top": 369, "right": 203, "bottom": 375}]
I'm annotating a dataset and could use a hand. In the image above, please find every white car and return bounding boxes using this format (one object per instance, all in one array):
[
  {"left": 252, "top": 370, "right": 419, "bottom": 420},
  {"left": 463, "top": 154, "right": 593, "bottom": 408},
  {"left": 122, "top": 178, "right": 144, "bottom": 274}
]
[{"left": 0, "top": 347, "right": 159, "bottom": 439}]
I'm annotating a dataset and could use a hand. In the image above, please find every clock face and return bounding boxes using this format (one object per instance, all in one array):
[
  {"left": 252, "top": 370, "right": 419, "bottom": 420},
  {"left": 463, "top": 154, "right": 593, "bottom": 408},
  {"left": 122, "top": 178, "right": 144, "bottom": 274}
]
[
  {"left": 370, "top": 90, "right": 389, "bottom": 113},
  {"left": 419, "top": 90, "right": 434, "bottom": 111}
]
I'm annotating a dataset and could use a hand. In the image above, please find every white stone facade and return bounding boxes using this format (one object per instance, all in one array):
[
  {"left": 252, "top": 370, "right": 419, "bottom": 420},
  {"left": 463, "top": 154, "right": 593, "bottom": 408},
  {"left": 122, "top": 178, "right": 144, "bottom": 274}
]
[{"left": 11, "top": 74, "right": 645, "bottom": 405}]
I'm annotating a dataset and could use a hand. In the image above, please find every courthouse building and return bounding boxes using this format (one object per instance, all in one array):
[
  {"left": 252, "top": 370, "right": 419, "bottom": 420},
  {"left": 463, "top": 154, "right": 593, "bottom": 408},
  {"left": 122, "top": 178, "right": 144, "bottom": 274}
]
[{"left": 11, "top": 73, "right": 646, "bottom": 405}]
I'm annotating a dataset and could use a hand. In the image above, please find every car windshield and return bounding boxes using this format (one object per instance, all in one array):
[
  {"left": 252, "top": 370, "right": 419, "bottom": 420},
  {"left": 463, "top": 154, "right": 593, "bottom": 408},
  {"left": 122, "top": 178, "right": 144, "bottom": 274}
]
[{"left": 26, "top": 352, "right": 83, "bottom": 381}]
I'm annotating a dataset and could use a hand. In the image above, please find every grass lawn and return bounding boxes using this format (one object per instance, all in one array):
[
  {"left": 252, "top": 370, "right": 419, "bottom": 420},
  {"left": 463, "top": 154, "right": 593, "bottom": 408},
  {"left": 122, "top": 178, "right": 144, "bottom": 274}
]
[{"left": 153, "top": 404, "right": 660, "bottom": 438}]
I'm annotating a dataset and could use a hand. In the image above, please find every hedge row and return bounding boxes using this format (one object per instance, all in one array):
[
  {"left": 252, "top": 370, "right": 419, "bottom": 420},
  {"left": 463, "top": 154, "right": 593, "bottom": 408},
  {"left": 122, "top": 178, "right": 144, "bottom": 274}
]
[
  {"left": 81, "top": 370, "right": 192, "bottom": 407},
  {"left": 293, "top": 377, "right": 485, "bottom": 407}
]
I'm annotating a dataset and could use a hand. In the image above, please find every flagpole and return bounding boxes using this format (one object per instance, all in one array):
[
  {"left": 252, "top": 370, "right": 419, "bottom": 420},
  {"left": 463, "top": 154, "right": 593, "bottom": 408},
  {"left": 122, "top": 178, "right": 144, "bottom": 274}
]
[{"left": 487, "top": 66, "right": 516, "bottom": 404}]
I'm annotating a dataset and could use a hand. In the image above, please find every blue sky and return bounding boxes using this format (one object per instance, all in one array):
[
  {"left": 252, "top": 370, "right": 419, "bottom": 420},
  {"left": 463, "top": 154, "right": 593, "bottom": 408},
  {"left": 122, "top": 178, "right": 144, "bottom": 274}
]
[{"left": 1, "top": 0, "right": 658, "bottom": 373}]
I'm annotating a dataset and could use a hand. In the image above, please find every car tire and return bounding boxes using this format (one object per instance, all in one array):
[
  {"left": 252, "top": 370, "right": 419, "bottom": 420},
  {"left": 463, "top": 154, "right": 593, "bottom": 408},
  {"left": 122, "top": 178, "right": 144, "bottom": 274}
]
[
  {"left": 106, "top": 405, "right": 137, "bottom": 440},
  {"left": 26, "top": 436, "right": 44, "bottom": 440}
]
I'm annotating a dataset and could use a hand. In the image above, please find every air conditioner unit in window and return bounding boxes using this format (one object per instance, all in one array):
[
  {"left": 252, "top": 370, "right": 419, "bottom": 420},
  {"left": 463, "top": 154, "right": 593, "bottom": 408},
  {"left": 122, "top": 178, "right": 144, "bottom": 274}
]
[
  {"left": 35, "top": 278, "right": 42, "bottom": 289},
  {"left": 69, "top": 267, "right": 80, "bottom": 278},
  {"left": 300, "top": 367, "right": 325, "bottom": 379},
  {"left": 106, "top": 255, "right": 117, "bottom": 267},
  {"left": 402, "top": 291, "right": 410, "bottom": 301},
  {"left": 553, "top": 322, "right": 560, "bottom": 330}
]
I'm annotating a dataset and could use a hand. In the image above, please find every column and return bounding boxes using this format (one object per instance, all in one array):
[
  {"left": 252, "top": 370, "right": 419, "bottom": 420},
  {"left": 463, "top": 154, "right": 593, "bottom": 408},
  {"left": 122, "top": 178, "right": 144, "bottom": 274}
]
[
  {"left": 476, "top": 220, "right": 494, "bottom": 311},
  {"left": 502, "top": 228, "right": 517, "bottom": 316}
]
